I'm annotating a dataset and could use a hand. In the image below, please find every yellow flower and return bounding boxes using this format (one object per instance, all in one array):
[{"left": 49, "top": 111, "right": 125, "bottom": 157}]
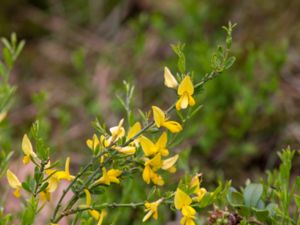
[
  {"left": 84, "top": 189, "right": 106, "bottom": 225},
  {"left": 86, "top": 134, "right": 100, "bottom": 151},
  {"left": 164, "top": 67, "right": 178, "bottom": 89},
  {"left": 6, "top": 169, "right": 22, "bottom": 198},
  {"left": 140, "top": 132, "right": 169, "bottom": 157},
  {"left": 152, "top": 106, "right": 182, "bottom": 133},
  {"left": 40, "top": 190, "right": 51, "bottom": 202},
  {"left": 142, "top": 154, "right": 164, "bottom": 186},
  {"left": 176, "top": 76, "right": 195, "bottom": 110},
  {"left": 94, "top": 167, "right": 122, "bottom": 185},
  {"left": 55, "top": 157, "right": 75, "bottom": 181},
  {"left": 142, "top": 198, "right": 163, "bottom": 222},
  {"left": 126, "top": 122, "right": 142, "bottom": 146},
  {"left": 174, "top": 188, "right": 192, "bottom": 210},
  {"left": 22, "top": 134, "right": 37, "bottom": 165},
  {"left": 162, "top": 154, "right": 179, "bottom": 173},
  {"left": 190, "top": 174, "right": 207, "bottom": 202},
  {"left": 106, "top": 119, "right": 125, "bottom": 146},
  {"left": 180, "top": 205, "right": 196, "bottom": 225},
  {"left": 114, "top": 146, "right": 136, "bottom": 155},
  {"left": 174, "top": 188, "right": 197, "bottom": 225}
]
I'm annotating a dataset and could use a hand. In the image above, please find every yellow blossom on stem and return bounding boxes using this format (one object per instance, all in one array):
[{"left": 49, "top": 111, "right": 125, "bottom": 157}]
[
  {"left": 142, "top": 154, "right": 164, "bottom": 186},
  {"left": 176, "top": 76, "right": 195, "bottom": 110},
  {"left": 174, "top": 188, "right": 197, "bottom": 225},
  {"left": 162, "top": 154, "right": 179, "bottom": 173},
  {"left": 94, "top": 167, "right": 122, "bottom": 185},
  {"left": 40, "top": 190, "right": 51, "bottom": 202},
  {"left": 55, "top": 157, "right": 75, "bottom": 181},
  {"left": 126, "top": 122, "right": 142, "bottom": 146},
  {"left": 142, "top": 198, "right": 163, "bottom": 222},
  {"left": 152, "top": 106, "right": 182, "bottom": 133},
  {"left": 180, "top": 205, "right": 196, "bottom": 225},
  {"left": 140, "top": 132, "right": 169, "bottom": 157},
  {"left": 86, "top": 134, "right": 100, "bottom": 151},
  {"left": 22, "top": 134, "right": 37, "bottom": 165},
  {"left": 114, "top": 146, "right": 136, "bottom": 155},
  {"left": 106, "top": 119, "right": 125, "bottom": 146},
  {"left": 190, "top": 174, "right": 207, "bottom": 201},
  {"left": 83, "top": 189, "right": 106, "bottom": 225},
  {"left": 164, "top": 67, "right": 178, "bottom": 89},
  {"left": 174, "top": 188, "right": 192, "bottom": 210},
  {"left": 6, "top": 169, "right": 22, "bottom": 198}
]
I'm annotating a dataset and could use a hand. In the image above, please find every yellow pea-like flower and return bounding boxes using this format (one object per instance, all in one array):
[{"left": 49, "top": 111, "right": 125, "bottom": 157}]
[
  {"left": 142, "top": 198, "right": 163, "bottom": 222},
  {"left": 140, "top": 132, "right": 169, "bottom": 157},
  {"left": 94, "top": 167, "right": 122, "bottom": 186},
  {"left": 114, "top": 146, "right": 136, "bottom": 155},
  {"left": 176, "top": 76, "right": 195, "bottom": 110},
  {"left": 162, "top": 154, "right": 179, "bottom": 173},
  {"left": 190, "top": 174, "right": 207, "bottom": 202},
  {"left": 6, "top": 169, "right": 22, "bottom": 198},
  {"left": 180, "top": 205, "right": 196, "bottom": 225},
  {"left": 86, "top": 134, "right": 100, "bottom": 151},
  {"left": 55, "top": 157, "right": 75, "bottom": 181},
  {"left": 126, "top": 122, "right": 142, "bottom": 146},
  {"left": 107, "top": 119, "right": 125, "bottom": 145},
  {"left": 83, "top": 189, "right": 106, "bottom": 225},
  {"left": 142, "top": 154, "right": 165, "bottom": 186},
  {"left": 22, "top": 134, "right": 37, "bottom": 165},
  {"left": 152, "top": 106, "right": 182, "bottom": 133},
  {"left": 174, "top": 188, "right": 192, "bottom": 210},
  {"left": 164, "top": 67, "right": 178, "bottom": 89}
]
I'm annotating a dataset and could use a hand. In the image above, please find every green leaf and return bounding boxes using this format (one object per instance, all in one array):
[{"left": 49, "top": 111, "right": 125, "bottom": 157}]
[
  {"left": 243, "top": 183, "right": 263, "bottom": 207},
  {"left": 224, "top": 56, "right": 236, "bottom": 69},
  {"left": 296, "top": 176, "right": 300, "bottom": 190},
  {"left": 295, "top": 195, "right": 300, "bottom": 209},
  {"left": 252, "top": 208, "right": 269, "bottom": 221},
  {"left": 227, "top": 188, "right": 244, "bottom": 206}
]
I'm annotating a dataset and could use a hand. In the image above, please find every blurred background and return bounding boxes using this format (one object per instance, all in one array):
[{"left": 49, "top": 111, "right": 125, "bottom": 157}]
[{"left": 1, "top": 0, "right": 300, "bottom": 224}]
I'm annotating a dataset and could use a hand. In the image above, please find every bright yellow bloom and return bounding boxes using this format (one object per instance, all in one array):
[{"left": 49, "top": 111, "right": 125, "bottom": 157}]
[
  {"left": 84, "top": 189, "right": 106, "bottom": 225},
  {"left": 140, "top": 132, "right": 169, "bottom": 157},
  {"left": 143, "top": 154, "right": 164, "bottom": 186},
  {"left": 174, "top": 188, "right": 192, "bottom": 210},
  {"left": 190, "top": 174, "right": 207, "bottom": 201},
  {"left": 50, "top": 224, "right": 59, "bottom": 225},
  {"left": 164, "top": 67, "right": 178, "bottom": 89},
  {"left": 114, "top": 146, "right": 136, "bottom": 155},
  {"left": 174, "top": 188, "right": 196, "bottom": 225},
  {"left": 142, "top": 198, "right": 163, "bottom": 222},
  {"left": 86, "top": 134, "right": 100, "bottom": 151},
  {"left": 106, "top": 119, "right": 125, "bottom": 146},
  {"left": 152, "top": 106, "right": 182, "bottom": 133},
  {"left": 6, "top": 169, "right": 22, "bottom": 198},
  {"left": 40, "top": 190, "right": 51, "bottom": 202},
  {"left": 176, "top": 76, "right": 195, "bottom": 110},
  {"left": 126, "top": 122, "right": 142, "bottom": 146},
  {"left": 94, "top": 167, "right": 122, "bottom": 185},
  {"left": 162, "top": 154, "right": 179, "bottom": 173},
  {"left": 22, "top": 134, "right": 37, "bottom": 165},
  {"left": 55, "top": 157, "right": 75, "bottom": 181},
  {"left": 180, "top": 205, "right": 196, "bottom": 225}
]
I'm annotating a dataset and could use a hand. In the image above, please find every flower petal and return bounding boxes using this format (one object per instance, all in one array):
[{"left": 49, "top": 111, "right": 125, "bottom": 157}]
[
  {"left": 152, "top": 106, "right": 166, "bottom": 127},
  {"left": 178, "top": 76, "right": 194, "bottom": 96},
  {"left": 164, "top": 67, "right": 178, "bottom": 89},
  {"left": 174, "top": 188, "right": 192, "bottom": 210}
]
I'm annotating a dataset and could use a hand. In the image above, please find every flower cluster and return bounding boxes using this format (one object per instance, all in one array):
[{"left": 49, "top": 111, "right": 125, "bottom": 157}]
[{"left": 4, "top": 62, "right": 213, "bottom": 225}]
